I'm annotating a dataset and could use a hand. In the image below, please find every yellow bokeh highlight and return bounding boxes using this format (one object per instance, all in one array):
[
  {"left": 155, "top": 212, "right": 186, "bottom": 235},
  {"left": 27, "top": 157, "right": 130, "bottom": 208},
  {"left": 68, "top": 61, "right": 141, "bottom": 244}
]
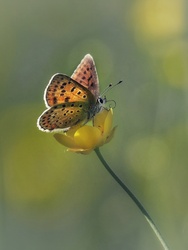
[
  {"left": 1, "top": 104, "right": 89, "bottom": 211},
  {"left": 131, "top": 0, "right": 185, "bottom": 41},
  {"left": 162, "top": 41, "right": 188, "bottom": 88}
]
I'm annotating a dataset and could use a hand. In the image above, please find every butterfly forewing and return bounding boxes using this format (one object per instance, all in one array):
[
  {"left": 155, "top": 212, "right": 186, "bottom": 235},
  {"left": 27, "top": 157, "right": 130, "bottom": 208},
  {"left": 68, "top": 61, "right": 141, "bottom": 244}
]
[
  {"left": 44, "top": 74, "right": 94, "bottom": 108},
  {"left": 38, "top": 101, "right": 91, "bottom": 131},
  {"left": 71, "top": 54, "right": 99, "bottom": 99}
]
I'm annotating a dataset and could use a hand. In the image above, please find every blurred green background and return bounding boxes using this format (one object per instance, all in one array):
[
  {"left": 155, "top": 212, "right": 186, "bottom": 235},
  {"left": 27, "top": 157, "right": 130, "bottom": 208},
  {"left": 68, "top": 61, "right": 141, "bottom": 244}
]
[{"left": 0, "top": 0, "right": 187, "bottom": 249}]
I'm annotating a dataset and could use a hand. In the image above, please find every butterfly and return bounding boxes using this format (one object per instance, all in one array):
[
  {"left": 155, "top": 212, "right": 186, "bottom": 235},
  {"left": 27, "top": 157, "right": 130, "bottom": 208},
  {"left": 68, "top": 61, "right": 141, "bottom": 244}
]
[{"left": 37, "top": 54, "right": 105, "bottom": 132}]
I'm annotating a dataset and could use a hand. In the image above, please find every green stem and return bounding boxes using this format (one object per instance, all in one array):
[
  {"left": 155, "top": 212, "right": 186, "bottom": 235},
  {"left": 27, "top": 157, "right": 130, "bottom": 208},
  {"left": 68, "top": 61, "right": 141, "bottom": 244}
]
[{"left": 94, "top": 147, "right": 169, "bottom": 250}]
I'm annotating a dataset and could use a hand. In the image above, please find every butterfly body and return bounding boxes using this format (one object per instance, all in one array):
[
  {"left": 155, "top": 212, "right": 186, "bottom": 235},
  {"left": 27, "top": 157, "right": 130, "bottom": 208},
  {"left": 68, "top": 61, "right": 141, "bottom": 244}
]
[{"left": 37, "top": 54, "right": 104, "bottom": 132}]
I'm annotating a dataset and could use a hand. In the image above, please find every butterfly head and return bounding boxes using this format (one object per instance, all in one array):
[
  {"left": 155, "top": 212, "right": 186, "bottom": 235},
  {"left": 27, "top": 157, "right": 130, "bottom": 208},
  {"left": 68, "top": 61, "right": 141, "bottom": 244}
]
[{"left": 94, "top": 80, "right": 122, "bottom": 112}]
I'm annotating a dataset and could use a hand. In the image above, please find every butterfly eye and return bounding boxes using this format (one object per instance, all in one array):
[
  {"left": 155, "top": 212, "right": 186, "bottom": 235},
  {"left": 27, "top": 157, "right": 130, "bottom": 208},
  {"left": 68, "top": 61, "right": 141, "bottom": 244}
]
[{"left": 98, "top": 96, "right": 106, "bottom": 105}]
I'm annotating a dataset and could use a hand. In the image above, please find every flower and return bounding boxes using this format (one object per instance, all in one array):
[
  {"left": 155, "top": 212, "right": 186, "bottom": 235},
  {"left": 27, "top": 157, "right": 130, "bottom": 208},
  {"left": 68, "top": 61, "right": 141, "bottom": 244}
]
[{"left": 53, "top": 108, "right": 116, "bottom": 154}]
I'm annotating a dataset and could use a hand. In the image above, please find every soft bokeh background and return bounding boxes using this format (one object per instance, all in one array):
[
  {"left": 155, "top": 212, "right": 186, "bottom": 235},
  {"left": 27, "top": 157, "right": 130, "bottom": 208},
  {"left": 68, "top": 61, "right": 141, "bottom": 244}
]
[{"left": 0, "top": 0, "right": 187, "bottom": 249}]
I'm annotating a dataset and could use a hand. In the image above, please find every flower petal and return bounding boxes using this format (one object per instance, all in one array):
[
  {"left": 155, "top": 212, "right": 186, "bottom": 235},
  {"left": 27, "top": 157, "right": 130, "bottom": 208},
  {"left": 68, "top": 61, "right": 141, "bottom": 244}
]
[
  {"left": 74, "top": 125, "right": 102, "bottom": 149},
  {"left": 54, "top": 133, "right": 77, "bottom": 149},
  {"left": 105, "top": 126, "right": 117, "bottom": 144},
  {"left": 67, "top": 147, "right": 94, "bottom": 155},
  {"left": 93, "top": 108, "right": 112, "bottom": 133},
  {"left": 103, "top": 108, "right": 113, "bottom": 136}
]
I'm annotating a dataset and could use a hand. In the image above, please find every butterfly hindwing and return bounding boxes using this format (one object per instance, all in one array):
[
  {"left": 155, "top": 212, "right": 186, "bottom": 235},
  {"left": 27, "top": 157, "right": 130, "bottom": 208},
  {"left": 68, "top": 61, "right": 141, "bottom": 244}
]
[
  {"left": 38, "top": 101, "right": 90, "bottom": 131},
  {"left": 71, "top": 54, "right": 99, "bottom": 99}
]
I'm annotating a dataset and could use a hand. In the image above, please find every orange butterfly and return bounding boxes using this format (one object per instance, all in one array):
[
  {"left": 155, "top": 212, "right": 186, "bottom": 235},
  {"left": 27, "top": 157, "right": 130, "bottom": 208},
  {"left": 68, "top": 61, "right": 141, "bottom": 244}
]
[{"left": 37, "top": 54, "right": 105, "bottom": 132}]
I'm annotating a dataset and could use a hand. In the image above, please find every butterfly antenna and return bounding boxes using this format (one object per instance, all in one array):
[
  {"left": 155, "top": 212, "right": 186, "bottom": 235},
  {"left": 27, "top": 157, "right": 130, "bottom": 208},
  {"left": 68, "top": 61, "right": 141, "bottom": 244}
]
[{"left": 101, "top": 80, "right": 123, "bottom": 97}]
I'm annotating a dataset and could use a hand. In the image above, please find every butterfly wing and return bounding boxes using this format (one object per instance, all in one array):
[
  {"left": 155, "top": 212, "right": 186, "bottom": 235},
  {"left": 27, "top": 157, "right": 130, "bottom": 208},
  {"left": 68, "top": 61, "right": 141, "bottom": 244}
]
[
  {"left": 37, "top": 101, "right": 92, "bottom": 132},
  {"left": 44, "top": 74, "right": 95, "bottom": 108},
  {"left": 71, "top": 54, "right": 99, "bottom": 99}
]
